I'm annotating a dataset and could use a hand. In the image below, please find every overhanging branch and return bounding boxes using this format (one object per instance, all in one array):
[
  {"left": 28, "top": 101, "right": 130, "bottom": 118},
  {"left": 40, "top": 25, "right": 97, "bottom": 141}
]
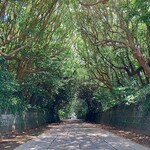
[
  {"left": 78, "top": 0, "right": 109, "bottom": 7},
  {"left": 0, "top": 44, "right": 29, "bottom": 59}
]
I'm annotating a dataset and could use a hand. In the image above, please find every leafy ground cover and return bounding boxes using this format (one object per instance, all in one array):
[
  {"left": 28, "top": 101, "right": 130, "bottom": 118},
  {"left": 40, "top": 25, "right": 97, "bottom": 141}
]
[
  {"left": 0, "top": 123, "right": 60, "bottom": 150},
  {"left": 97, "top": 124, "right": 150, "bottom": 148}
]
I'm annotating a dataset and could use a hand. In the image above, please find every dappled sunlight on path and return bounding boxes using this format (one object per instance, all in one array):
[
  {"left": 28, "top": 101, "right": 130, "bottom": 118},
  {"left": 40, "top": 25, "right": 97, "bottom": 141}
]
[{"left": 15, "top": 120, "right": 150, "bottom": 150}]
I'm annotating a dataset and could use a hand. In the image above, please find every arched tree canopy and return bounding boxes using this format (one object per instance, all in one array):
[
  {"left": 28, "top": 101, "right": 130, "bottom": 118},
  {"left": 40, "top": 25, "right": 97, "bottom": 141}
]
[{"left": 0, "top": 0, "right": 150, "bottom": 120}]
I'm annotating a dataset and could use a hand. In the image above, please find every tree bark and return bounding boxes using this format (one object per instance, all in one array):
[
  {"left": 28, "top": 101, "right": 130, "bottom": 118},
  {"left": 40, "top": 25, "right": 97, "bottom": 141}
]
[{"left": 133, "top": 47, "right": 150, "bottom": 78}]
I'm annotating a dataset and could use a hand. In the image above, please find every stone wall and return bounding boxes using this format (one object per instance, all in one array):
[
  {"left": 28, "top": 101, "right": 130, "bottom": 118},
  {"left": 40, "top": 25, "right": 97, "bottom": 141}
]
[
  {"left": 100, "top": 102, "right": 150, "bottom": 136},
  {"left": 0, "top": 110, "right": 52, "bottom": 136}
]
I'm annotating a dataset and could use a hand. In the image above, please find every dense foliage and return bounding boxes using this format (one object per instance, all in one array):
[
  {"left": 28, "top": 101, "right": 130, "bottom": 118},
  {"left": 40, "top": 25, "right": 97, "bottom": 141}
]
[{"left": 0, "top": 0, "right": 150, "bottom": 121}]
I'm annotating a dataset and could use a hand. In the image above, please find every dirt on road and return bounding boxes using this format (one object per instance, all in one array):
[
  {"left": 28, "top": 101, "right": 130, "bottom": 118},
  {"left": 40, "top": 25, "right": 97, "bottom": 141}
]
[
  {"left": 0, "top": 123, "right": 60, "bottom": 150},
  {"left": 0, "top": 120, "right": 150, "bottom": 150}
]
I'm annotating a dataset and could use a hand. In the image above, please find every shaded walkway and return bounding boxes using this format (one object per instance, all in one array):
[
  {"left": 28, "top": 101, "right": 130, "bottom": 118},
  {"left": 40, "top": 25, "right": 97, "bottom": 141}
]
[{"left": 15, "top": 120, "right": 150, "bottom": 150}]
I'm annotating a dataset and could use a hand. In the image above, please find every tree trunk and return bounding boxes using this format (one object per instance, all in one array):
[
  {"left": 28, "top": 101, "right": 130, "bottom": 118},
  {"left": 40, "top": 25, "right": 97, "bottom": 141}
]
[{"left": 133, "top": 47, "right": 150, "bottom": 78}]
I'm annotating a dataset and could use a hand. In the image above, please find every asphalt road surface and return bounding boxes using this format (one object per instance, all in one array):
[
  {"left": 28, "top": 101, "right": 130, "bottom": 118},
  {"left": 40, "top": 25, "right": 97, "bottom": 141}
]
[{"left": 15, "top": 120, "right": 150, "bottom": 150}]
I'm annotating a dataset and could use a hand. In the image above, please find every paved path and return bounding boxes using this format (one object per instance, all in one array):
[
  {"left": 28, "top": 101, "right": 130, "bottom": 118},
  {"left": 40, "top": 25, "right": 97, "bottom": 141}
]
[{"left": 15, "top": 120, "right": 150, "bottom": 150}]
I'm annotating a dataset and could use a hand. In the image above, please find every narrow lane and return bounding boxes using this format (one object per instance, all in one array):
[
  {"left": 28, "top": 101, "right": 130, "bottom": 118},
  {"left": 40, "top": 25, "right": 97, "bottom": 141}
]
[{"left": 15, "top": 120, "right": 150, "bottom": 150}]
